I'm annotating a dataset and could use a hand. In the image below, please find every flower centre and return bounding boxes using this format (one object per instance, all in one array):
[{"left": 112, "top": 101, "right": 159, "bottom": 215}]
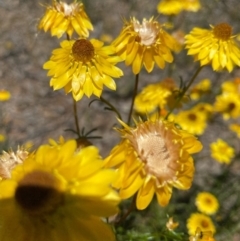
[
  {"left": 213, "top": 23, "right": 232, "bottom": 41},
  {"left": 188, "top": 113, "right": 197, "bottom": 121},
  {"left": 134, "top": 131, "right": 176, "bottom": 183},
  {"left": 72, "top": 39, "right": 94, "bottom": 62},
  {"left": 201, "top": 220, "right": 210, "bottom": 228},
  {"left": 133, "top": 19, "right": 159, "bottom": 46},
  {"left": 15, "top": 170, "right": 63, "bottom": 215}
]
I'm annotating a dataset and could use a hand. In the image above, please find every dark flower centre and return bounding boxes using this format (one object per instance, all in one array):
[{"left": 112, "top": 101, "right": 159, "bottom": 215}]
[
  {"left": 213, "top": 23, "right": 232, "bottom": 41},
  {"left": 15, "top": 171, "right": 63, "bottom": 215},
  {"left": 188, "top": 113, "right": 197, "bottom": 121},
  {"left": 228, "top": 102, "right": 236, "bottom": 111},
  {"left": 72, "top": 39, "right": 94, "bottom": 62}
]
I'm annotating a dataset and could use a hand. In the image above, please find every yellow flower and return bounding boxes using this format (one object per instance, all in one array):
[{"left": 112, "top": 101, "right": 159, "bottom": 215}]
[
  {"left": 166, "top": 217, "right": 179, "bottom": 231},
  {"left": 185, "top": 23, "right": 240, "bottom": 72},
  {"left": 104, "top": 119, "right": 202, "bottom": 210},
  {"left": 134, "top": 78, "right": 177, "bottom": 114},
  {"left": 38, "top": 0, "right": 93, "bottom": 38},
  {"left": 0, "top": 146, "right": 29, "bottom": 180},
  {"left": 0, "top": 140, "right": 120, "bottom": 241},
  {"left": 210, "top": 139, "right": 235, "bottom": 164},
  {"left": 157, "top": 0, "right": 201, "bottom": 15},
  {"left": 0, "top": 134, "right": 6, "bottom": 142},
  {"left": 190, "top": 79, "right": 211, "bottom": 100},
  {"left": 187, "top": 213, "right": 216, "bottom": 236},
  {"left": 229, "top": 123, "right": 240, "bottom": 138},
  {"left": 112, "top": 17, "right": 178, "bottom": 74},
  {"left": 189, "top": 227, "right": 216, "bottom": 241},
  {"left": 195, "top": 192, "right": 219, "bottom": 215},
  {"left": 43, "top": 38, "right": 123, "bottom": 101},
  {"left": 214, "top": 92, "right": 240, "bottom": 119},
  {"left": 173, "top": 108, "right": 207, "bottom": 135},
  {"left": 221, "top": 77, "right": 240, "bottom": 95},
  {"left": 0, "top": 90, "right": 11, "bottom": 101}
]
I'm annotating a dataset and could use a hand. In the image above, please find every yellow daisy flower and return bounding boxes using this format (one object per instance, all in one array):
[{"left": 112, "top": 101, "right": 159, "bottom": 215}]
[
  {"left": 229, "top": 123, "right": 240, "bottom": 138},
  {"left": 187, "top": 213, "right": 216, "bottom": 236},
  {"left": 38, "top": 0, "right": 93, "bottom": 38},
  {"left": 112, "top": 17, "right": 178, "bottom": 74},
  {"left": 173, "top": 108, "right": 207, "bottom": 135},
  {"left": 157, "top": 0, "right": 201, "bottom": 15},
  {"left": 221, "top": 77, "right": 240, "bottom": 95},
  {"left": 195, "top": 192, "right": 219, "bottom": 215},
  {"left": 185, "top": 23, "right": 240, "bottom": 72},
  {"left": 0, "top": 140, "right": 120, "bottom": 241},
  {"left": 214, "top": 92, "right": 240, "bottom": 119},
  {"left": 104, "top": 119, "right": 202, "bottom": 210},
  {"left": 189, "top": 227, "right": 216, "bottom": 241},
  {"left": 0, "top": 134, "right": 6, "bottom": 143},
  {"left": 43, "top": 38, "right": 123, "bottom": 101},
  {"left": 210, "top": 139, "right": 235, "bottom": 164},
  {"left": 190, "top": 79, "right": 211, "bottom": 100},
  {"left": 0, "top": 90, "right": 11, "bottom": 101},
  {"left": 134, "top": 78, "right": 176, "bottom": 114}
]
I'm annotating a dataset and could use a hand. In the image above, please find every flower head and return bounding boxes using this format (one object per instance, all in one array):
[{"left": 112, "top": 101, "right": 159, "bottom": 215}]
[
  {"left": 214, "top": 92, "right": 240, "bottom": 119},
  {"left": 195, "top": 192, "right": 219, "bottom": 215},
  {"left": 112, "top": 17, "right": 178, "bottom": 74},
  {"left": 104, "top": 119, "right": 202, "bottom": 210},
  {"left": 189, "top": 227, "right": 216, "bottom": 241},
  {"left": 0, "top": 90, "right": 11, "bottom": 101},
  {"left": 185, "top": 23, "right": 240, "bottom": 72},
  {"left": 0, "top": 146, "right": 29, "bottom": 180},
  {"left": 157, "top": 0, "right": 201, "bottom": 15},
  {"left": 38, "top": 1, "right": 93, "bottom": 38},
  {"left": 134, "top": 78, "right": 177, "bottom": 114},
  {"left": 0, "top": 140, "right": 120, "bottom": 241},
  {"left": 166, "top": 217, "right": 179, "bottom": 231},
  {"left": 173, "top": 107, "right": 208, "bottom": 136},
  {"left": 190, "top": 79, "right": 211, "bottom": 100},
  {"left": 210, "top": 139, "right": 235, "bottom": 164},
  {"left": 43, "top": 38, "right": 123, "bottom": 101},
  {"left": 187, "top": 213, "right": 216, "bottom": 236}
]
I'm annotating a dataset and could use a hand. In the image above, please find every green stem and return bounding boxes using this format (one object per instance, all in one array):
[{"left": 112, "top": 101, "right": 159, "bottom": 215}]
[
  {"left": 73, "top": 97, "right": 81, "bottom": 137},
  {"left": 165, "top": 65, "right": 204, "bottom": 120},
  {"left": 127, "top": 74, "right": 139, "bottom": 125},
  {"left": 100, "top": 96, "right": 122, "bottom": 120}
]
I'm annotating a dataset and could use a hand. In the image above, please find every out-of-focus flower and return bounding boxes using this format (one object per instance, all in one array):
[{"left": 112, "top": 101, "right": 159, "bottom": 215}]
[
  {"left": 193, "top": 103, "right": 213, "bottom": 119},
  {"left": 187, "top": 213, "right": 216, "bottom": 236},
  {"left": 229, "top": 123, "right": 240, "bottom": 138},
  {"left": 166, "top": 217, "right": 179, "bottom": 231},
  {"left": 0, "top": 90, "right": 11, "bottom": 101},
  {"left": 221, "top": 77, "right": 240, "bottom": 95},
  {"left": 195, "top": 192, "right": 219, "bottom": 215},
  {"left": 38, "top": 1, "right": 93, "bottom": 38},
  {"left": 43, "top": 39, "right": 123, "bottom": 101},
  {"left": 0, "top": 140, "right": 120, "bottom": 241},
  {"left": 112, "top": 17, "right": 178, "bottom": 74},
  {"left": 173, "top": 107, "right": 208, "bottom": 135},
  {"left": 210, "top": 139, "right": 235, "bottom": 164},
  {"left": 190, "top": 79, "right": 211, "bottom": 100},
  {"left": 185, "top": 23, "right": 240, "bottom": 72},
  {"left": 0, "top": 146, "right": 29, "bottom": 180},
  {"left": 0, "top": 134, "right": 6, "bottom": 142},
  {"left": 214, "top": 92, "right": 240, "bottom": 119},
  {"left": 189, "top": 227, "right": 216, "bottom": 241},
  {"left": 157, "top": 0, "right": 201, "bottom": 15},
  {"left": 134, "top": 78, "right": 177, "bottom": 114},
  {"left": 104, "top": 119, "right": 202, "bottom": 210}
]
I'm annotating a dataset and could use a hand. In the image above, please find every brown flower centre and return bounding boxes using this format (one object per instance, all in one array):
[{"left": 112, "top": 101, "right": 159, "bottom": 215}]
[
  {"left": 188, "top": 113, "right": 197, "bottom": 121},
  {"left": 72, "top": 39, "right": 94, "bottom": 62},
  {"left": 201, "top": 220, "right": 210, "bottom": 228},
  {"left": 213, "top": 23, "right": 232, "bottom": 41},
  {"left": 228, "top": 102, "right": 236, "bottom": 111},
  {"left": 15, "top": 170, "right": 63, "bottom": 215}
]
